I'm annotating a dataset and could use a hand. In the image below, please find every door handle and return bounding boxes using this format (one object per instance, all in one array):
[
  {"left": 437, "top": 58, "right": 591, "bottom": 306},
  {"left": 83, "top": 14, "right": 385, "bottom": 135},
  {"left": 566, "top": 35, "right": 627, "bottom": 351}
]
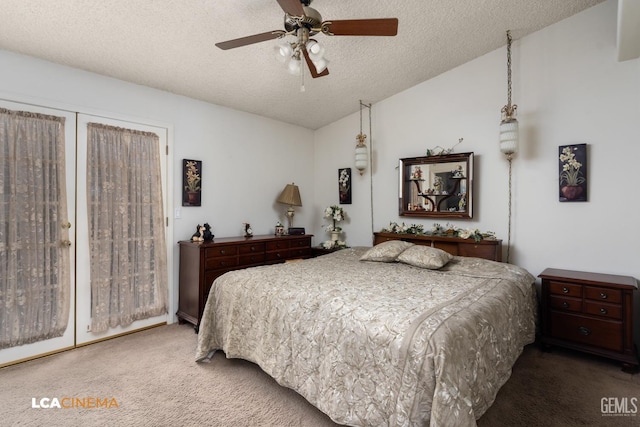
[{"left": 61, "top": 240, "right": 72, "bottom": 247}]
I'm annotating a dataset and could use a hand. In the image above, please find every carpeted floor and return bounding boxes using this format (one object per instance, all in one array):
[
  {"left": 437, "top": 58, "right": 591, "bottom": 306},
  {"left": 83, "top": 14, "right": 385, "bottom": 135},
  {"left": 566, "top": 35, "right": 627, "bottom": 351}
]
[{"left": 0, "top": 324, "right": 638, "bottom": 426}]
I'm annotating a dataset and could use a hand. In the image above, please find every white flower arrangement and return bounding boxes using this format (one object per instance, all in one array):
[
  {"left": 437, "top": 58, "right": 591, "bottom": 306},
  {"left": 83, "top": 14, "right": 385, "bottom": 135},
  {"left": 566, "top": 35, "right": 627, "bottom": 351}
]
[
  {"left": 321, "top": 239, "right": 348, "bottom": 250},
  {"left": 324, "top": 205, "right": 346, "bottom": 232},
  {"left": 338, "top": 169, "right": 350, "bottom": 189}
]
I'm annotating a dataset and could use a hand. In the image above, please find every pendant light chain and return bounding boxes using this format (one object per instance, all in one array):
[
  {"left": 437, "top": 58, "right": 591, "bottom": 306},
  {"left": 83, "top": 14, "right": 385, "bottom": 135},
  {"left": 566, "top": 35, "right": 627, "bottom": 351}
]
[
  {"left": 507, "top": 157, "right": 513, "bottom": 263},
  {"left": 506, "top": 30, "right": 513, "bottom": 110}
]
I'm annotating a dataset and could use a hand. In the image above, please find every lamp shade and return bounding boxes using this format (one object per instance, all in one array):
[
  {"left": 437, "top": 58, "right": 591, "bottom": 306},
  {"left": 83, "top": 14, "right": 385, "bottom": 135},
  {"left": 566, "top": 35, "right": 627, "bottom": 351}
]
[
  {"left": 354, "top": 134, "right": 368, "bottom": 175},
  {"left": 276, "top": 183, "right": 302, "bottom": 207},
  {"left": 499, "top": 118, "right": 519, "bottom": 156}
]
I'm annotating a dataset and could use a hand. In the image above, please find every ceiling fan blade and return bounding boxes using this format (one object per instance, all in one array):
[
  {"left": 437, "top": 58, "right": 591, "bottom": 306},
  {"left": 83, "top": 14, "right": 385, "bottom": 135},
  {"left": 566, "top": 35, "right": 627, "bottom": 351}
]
[
  {"left": 216, "top": 30, "right": 286, "bottom": 50},
  {"left": 302, "top": 48, "right": 329, "bottom": 79},
  {"left": 276, "top": 0, "right": 305, "bottom": 16},
  {"left": 321, "top": 18, "right": 398, "bottom": 36}
]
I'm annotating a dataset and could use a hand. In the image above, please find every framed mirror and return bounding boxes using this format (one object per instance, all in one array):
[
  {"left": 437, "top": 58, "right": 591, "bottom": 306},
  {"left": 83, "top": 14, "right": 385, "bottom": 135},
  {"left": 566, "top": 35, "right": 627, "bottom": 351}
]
[{"left": 399, "top": 152, "right": 473, "bottom": 219}]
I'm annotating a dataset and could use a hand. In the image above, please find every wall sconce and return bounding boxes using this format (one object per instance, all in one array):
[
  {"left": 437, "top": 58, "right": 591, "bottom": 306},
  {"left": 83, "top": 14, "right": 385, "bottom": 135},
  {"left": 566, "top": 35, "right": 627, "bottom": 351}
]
[
  {"left": 500, "top": 30, "right": 518, "bottom": 160},
  {"left": 276, "top": 183, "right": 302, "bottom": 229},
  {"left": 355, "top": 100, "right": 372, "bottom": 175}
]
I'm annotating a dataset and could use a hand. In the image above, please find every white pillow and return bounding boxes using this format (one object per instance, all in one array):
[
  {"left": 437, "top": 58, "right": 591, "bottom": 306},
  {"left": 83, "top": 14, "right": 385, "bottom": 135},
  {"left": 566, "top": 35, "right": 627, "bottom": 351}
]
[
  {"left": 359, "top": 240, "right": 414, "bottom": 262},
  {"left": 396, "top": 245, "right": 453, "bottom": 269}
]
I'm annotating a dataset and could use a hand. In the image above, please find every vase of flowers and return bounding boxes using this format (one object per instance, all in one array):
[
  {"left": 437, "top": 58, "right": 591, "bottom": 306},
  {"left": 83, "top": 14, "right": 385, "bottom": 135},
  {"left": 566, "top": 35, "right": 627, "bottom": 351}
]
[
  {"left": 559, "top": 146, "right": 585, "bottom": 200},
  {"left": 324, "top": 205, "right": 345, "bottom": 241}
]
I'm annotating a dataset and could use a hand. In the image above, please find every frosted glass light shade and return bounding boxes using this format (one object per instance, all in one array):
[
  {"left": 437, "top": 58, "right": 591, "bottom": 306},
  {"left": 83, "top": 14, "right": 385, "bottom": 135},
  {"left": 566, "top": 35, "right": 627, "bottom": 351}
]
[
  {"left": 306, "top": 40, "right": 325, "bottom": 61},
  {"left": 499, "top": 118, "right": 519, "bottom": 155},
  {"left": 287, "top": 58, "right": 301, "bottom": 75},
  {"left": 274, "top": 43, "right": 292, "bottom": 63},
  {"left": 355, "top": 140, "right": 368, "bottom": 175},
  {"left": 311, "top": 58, "right": 328, "bottom": 73}
]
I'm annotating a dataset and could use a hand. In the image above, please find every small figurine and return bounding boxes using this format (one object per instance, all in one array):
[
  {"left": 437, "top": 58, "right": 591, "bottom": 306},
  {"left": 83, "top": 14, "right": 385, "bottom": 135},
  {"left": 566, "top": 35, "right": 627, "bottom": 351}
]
[
  {"left": 191, "top": 224, "right": 204, "bottom": 242},
  {"left": 202, "top": 223, "right": 214, "bottom": 241},
  {"left": 243, "top": 222, "right": 253, "bottom": 237},
  {"left": 274, "top": 221, "right": 284, "bottom": 236}
]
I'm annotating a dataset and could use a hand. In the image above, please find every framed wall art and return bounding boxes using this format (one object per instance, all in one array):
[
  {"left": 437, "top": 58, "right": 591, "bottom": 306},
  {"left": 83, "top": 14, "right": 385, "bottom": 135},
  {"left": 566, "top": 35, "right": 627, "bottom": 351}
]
[
  {"left": 559, "top": 144, "right": 587, "bottom": 202},
  {"left": 183, "top": 159, "right": 202, "bottom": 206},
  {"left": 338, "top": 168, "right": 352, "bottom": 204}
]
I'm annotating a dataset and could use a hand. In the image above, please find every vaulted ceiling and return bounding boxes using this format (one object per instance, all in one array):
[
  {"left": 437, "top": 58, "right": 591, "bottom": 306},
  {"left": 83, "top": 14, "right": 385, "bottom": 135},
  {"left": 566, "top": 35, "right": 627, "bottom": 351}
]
[{"left": 0, "top": 0, "right": 607, "bottom": 129}]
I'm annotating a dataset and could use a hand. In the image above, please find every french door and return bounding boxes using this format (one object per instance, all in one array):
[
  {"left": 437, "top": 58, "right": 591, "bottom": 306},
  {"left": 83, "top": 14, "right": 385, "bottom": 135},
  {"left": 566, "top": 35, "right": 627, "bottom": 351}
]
[{"left": 0, "top": 101, "right": 170, "bottom": 366}]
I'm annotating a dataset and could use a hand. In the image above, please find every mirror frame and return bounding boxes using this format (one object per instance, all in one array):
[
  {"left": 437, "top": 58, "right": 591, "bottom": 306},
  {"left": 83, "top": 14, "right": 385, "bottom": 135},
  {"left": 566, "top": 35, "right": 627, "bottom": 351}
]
[{"left": 398, "top": 152, "right": 474, "bottom": 219}]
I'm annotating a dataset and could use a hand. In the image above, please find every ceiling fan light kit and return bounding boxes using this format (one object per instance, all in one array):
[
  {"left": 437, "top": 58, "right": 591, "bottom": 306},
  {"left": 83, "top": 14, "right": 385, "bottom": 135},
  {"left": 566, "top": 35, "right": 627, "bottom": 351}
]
[{"left": 215, "top": 0, "right": 398, "bottom": 82}]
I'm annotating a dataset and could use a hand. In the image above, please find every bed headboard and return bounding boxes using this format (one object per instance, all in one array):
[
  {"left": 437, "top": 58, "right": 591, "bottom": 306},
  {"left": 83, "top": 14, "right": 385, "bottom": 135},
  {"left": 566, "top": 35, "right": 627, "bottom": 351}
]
[{"left": 373, "top": 232, "right": 502, "bottom": 262}]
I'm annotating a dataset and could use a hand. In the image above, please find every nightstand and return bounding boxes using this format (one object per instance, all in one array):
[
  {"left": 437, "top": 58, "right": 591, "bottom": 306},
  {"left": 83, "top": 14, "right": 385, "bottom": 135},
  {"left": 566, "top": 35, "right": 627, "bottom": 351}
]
[
  {"left": 311, "top": 246, "right": 345, "bottom": 257},
  {"left": 538, "top": 268, "right": 639, "bottom": 372}
]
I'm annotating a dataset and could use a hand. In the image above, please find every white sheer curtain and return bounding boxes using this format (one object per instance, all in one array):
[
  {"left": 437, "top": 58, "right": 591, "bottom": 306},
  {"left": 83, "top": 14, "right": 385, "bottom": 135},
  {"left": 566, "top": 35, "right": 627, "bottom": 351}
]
[
  {"left": 86, "top": 123, "right": 168, "bottom": 333},
  {"left": 0, "top": 108, "right": 70, "bottom": 349}
]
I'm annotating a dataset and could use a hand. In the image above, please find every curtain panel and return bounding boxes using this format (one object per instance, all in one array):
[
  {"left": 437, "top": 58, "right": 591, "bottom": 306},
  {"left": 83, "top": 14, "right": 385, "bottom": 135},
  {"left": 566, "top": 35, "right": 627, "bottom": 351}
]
[
  {"left": 86, "top": 123, "right": 168, "bottom": 333},
  {"left": 0, "top": 108, "right": 70, "bottom": 349}
]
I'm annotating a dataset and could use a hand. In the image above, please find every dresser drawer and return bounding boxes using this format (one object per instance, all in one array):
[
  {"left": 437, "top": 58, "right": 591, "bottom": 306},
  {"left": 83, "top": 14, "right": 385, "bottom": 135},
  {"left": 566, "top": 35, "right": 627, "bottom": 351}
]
[
  {"left": 239, "top": 253, "right": 265, "bottom": 265},
  {"left": 584, "top": 301, "right": 622, "bottom": 320},
  {"left": 550, "top": 312, "right": 622, "bottom": 352},
  {"left": 205, "top": 246, "right": 238, "bottom": 258},
  {"left": 205, "top": 256, "right": 238, "bottom": 270},
  {"left": 238, "top": 242, "right": 265, "bottom": 255},
  {"left": 289, "top": 237, "right": 311, "bottom": 248},
  {"left": 549, "top": 281, "right": 582, "bottom": 298},
  {"left": 584, "top": 286, "right": 622, "bottom": 304},
  {"left": 549, "top": 295, "right": 582, "bottom": 313},
  {"left": 266, "top": 240, "right": 290, "bottom": 251}
]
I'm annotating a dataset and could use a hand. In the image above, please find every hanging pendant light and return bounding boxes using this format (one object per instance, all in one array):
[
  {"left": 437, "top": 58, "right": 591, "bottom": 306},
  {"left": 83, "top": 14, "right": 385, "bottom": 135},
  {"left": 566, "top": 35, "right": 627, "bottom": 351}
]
[
  {"left": 354, "top": 101, "right": 371, "bottom": 175},
  {"left": 500, "top": 30, "right": 518, "bottom": 160}
]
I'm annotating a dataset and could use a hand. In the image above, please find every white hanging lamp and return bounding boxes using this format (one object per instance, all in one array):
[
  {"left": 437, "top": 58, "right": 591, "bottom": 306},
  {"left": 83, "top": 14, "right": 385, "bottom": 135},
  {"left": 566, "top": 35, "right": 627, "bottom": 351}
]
[{"left": 354, "top": 100, "right": 371, "bottom": 175}]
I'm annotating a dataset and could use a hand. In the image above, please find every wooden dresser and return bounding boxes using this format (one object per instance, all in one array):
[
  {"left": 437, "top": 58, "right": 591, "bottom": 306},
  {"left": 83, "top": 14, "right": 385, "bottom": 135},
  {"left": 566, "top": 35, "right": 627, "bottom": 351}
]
[
  {"left": 373, "top": 232, "right": 502, "bottom": 262},
  {"left": 539, "top": 268, "right": 639, "bottom": 371},
  {"left": 177, "top": 234, "right": 312, "bottom": 330}
]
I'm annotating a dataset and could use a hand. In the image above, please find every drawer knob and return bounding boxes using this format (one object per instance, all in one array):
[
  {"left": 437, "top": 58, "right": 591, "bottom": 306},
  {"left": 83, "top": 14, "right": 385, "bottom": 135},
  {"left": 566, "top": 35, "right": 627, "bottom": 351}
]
[
  {"left": 220, "top": 261, "right": 226, "bottom": 266},
  {"left": 578, "top": 326, "right": 591, "bottom": 336},
  {"left": 562, "top": 302, "right": 569, "bottom": 308},
  {"left": 599, "top": 292, "right": 607, "bottom": 299},
  {"left": 250, "top": 246, "right": 256, "bottom": 252},
  {"left": 600, "top": 307, "right": 608, "bottom": 314},
  {"left": 220, "top": 249, "right": 226, "bottom": 255},
  {"left": 562, "top": 287, "right": 569, "bottom": 294}
]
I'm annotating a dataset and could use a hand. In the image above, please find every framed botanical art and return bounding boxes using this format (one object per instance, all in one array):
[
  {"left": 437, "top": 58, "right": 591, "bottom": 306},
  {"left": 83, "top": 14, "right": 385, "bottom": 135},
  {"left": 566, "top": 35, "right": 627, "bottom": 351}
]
[
  {"left": 559, "top": 144, "right": 587, "bottom": 202},
  {"left": 183, "top": 159, "right": 202, "bottom": 206},
  {"left": 338, "top": 168, "right": 351, "bottom": 204}
]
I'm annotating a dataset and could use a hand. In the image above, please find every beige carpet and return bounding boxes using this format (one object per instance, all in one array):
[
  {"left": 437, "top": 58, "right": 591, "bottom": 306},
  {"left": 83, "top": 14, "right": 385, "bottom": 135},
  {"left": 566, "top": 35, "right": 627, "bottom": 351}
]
[{"left": 0, "top": 324, "right": 638, "bottom": 427}]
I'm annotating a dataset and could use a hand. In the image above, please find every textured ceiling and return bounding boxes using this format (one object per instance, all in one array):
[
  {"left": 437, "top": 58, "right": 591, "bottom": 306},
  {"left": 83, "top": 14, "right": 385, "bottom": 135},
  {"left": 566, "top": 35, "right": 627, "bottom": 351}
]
[{"left": 0, "top": 0, "right": 604, "bottom": 130}]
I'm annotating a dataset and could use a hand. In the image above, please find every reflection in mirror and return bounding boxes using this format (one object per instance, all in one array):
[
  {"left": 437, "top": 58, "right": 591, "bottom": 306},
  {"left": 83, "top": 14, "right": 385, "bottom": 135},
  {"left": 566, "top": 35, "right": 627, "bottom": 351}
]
[{"left": 399, "top": 152, "right": 473, "bottom": 219}]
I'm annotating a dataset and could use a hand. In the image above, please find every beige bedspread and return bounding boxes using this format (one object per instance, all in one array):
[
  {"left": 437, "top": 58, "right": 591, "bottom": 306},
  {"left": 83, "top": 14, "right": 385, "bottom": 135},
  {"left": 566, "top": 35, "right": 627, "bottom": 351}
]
[{"left": 196, "top": 247, "right": 537, "bottom": 426}]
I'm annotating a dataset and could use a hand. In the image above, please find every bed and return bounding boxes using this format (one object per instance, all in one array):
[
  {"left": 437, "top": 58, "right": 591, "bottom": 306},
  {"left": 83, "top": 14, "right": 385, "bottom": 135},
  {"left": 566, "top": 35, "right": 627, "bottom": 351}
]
[{"left": 195, "top": 236, "right": 537, "bottom": 426}]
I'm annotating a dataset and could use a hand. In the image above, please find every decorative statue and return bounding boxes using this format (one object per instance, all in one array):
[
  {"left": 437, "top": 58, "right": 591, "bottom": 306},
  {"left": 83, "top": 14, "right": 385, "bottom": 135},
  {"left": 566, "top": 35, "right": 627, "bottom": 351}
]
[
  {"left": 243, "top": 223, "right": 253, "bottom": 237},
  {"left": 202, "top": 223, "right": 214, "bottom": 241},
  {"left": 191, "top": 224, "right": 205, "bottom": 242}
]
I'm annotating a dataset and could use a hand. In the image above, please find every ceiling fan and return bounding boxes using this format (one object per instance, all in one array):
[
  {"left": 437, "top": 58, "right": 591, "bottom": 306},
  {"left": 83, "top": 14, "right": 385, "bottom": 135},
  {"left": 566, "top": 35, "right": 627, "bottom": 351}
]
[{"left": 215, "top": 0, "right": 398, "bottom": 78}]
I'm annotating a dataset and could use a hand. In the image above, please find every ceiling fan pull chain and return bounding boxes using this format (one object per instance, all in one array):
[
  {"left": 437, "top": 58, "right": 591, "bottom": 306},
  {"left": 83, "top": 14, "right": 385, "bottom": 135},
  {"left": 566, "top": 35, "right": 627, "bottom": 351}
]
[{"left": 300, "top": 60, "right": 305, "bottom": 92}]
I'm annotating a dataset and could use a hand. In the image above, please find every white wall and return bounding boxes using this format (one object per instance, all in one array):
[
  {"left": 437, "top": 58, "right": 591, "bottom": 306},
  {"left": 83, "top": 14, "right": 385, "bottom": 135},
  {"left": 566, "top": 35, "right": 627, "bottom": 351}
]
[
  {"left": 313, "top": 0, "right": 640, "bottom": 280},
  {"left": 0, "top": 50, "right": 315, "bottom": 321}
]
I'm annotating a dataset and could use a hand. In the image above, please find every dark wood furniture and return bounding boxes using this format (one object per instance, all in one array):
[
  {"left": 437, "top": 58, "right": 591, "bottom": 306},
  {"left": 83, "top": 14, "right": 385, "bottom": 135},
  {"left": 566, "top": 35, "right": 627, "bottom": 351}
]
[
  {"left": 177, "top": 234, "right": 312, "bottom": 330},
  {"left": 538, "top": 268, "right": 639, "bottom": 371},
  {"left": 373, "top": 232, "right": 502, "bottom": 262}
]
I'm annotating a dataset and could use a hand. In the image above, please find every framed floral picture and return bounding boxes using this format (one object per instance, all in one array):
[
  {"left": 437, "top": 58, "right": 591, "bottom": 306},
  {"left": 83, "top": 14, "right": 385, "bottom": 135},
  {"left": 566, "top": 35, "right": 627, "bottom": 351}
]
[
  {"left": 559, "top": 144, "right": 587, "bottom": 202},
  {"left": 338, "top": 168, "right": 352, "bottom": 204},
  {"left": 182, "top": 159, "right": 202, "bottom": 206}
]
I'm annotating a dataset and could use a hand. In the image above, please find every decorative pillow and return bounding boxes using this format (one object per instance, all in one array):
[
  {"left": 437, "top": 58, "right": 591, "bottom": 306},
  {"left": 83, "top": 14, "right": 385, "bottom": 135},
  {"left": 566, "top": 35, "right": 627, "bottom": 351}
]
[
  {"left": 396, "top": 245, "right": 453, "bottom": 269},
  {"left": 359, "top": 240, "right": 415, "bottom": 262}
]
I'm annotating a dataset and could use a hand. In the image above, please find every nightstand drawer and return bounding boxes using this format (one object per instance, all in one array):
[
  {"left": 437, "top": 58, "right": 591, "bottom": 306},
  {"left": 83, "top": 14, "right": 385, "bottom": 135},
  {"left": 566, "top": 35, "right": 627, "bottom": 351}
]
[
  {"left": 550, "top": 312, "right": 622, "bottom": 352},
  {"left": 584, "top": 301, "right": 622, "bottom": 320},
  {"left": 549, "top": 295, "right": 582, "bottom": 313},
  {"left": 584, "top": 286, "right": 621, "bottom": 304},
  {"left": 549, "top": 281, "right": 582, "bottom": 298}
]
